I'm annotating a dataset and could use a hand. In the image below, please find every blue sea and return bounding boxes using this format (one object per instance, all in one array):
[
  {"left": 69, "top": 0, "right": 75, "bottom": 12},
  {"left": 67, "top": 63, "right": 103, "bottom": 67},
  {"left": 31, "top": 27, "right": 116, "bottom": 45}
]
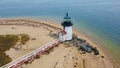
[{"left": 0, "top": 0, "right": 120, "bottom": 67}]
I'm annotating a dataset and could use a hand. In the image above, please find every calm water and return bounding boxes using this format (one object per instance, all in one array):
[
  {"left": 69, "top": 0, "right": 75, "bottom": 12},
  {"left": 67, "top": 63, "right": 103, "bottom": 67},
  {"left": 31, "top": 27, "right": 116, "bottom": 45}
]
[{"left": 0, "top": 0, "right": 120, "bottom": 67}]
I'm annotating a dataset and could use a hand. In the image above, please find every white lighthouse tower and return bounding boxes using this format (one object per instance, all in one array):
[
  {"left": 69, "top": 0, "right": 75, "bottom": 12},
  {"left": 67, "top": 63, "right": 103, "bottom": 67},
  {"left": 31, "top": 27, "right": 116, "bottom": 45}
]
[{"left": 59, "top": 13, "right": 73, "bottom": 41}]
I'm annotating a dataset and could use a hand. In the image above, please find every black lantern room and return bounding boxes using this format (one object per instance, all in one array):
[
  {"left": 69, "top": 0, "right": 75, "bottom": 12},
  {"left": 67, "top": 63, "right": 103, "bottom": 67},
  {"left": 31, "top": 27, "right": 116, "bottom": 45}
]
[{"left": 61, "top": 13, "right": 73, "bottom": 28}]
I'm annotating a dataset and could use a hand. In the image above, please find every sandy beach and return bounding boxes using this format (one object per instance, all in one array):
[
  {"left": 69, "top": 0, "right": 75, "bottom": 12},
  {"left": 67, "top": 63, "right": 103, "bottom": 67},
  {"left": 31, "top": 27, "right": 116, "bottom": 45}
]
[
  {"left": 0, "top": 19, "right": 115, "bottom": 68},
  {"left": 0, "top": 25, "right": 54, "bottom": 60}
]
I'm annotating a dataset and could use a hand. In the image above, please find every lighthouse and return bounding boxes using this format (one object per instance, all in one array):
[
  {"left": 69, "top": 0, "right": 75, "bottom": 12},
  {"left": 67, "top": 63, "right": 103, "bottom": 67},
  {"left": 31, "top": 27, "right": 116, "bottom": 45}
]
[{"left": 59, "top": 13, "right": 73, "bottom": 41}]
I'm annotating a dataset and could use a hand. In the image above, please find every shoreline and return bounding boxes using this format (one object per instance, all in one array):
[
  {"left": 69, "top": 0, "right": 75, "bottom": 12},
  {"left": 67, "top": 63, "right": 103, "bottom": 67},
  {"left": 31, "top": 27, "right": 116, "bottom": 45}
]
[
  {"left": 66, "top": 27, "right": 117, "bottom": 68},
  {"left": 73, "top": 29, "right": 118, "bottom": 67},
  {"left": 29, "top": 18, "right": 115, "bottom": 67},
  {"left": 0, "top": 18, "right": 115, "bottom": 68},
  {"left": 37, "top": 18, "right": 116, "bottom": 67}
]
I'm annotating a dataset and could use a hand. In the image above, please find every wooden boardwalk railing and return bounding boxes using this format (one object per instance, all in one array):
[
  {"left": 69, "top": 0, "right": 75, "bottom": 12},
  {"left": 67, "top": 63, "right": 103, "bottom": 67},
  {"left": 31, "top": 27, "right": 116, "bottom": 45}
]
[{"left": 0, "top": 39, "right": 61, "bottom": 68}]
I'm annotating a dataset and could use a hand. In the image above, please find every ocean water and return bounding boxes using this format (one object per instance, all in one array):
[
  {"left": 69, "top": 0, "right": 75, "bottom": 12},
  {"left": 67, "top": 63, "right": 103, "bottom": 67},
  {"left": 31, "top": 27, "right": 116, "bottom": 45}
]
[{"left": 0, "top": 0, "right": 120, "bottom": 67}]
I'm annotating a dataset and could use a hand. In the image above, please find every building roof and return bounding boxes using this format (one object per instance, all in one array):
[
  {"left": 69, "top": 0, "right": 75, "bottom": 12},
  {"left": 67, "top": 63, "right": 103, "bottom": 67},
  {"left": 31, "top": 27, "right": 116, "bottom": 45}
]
[
  {"left": 60, "top": 30, "right": 67, "bottom": 35},
  {"left": 61, "top": 13, "right": 73, "bottom": 27},
  {"left": 64, "top": 13, "right": 71, "bottom": 19}
]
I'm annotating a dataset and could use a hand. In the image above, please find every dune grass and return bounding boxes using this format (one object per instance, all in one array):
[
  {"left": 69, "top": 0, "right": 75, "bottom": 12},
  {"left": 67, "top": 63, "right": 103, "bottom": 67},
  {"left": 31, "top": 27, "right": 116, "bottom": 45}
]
[{"left": 0, "top": 34, "right": 30, "bottom": 66}]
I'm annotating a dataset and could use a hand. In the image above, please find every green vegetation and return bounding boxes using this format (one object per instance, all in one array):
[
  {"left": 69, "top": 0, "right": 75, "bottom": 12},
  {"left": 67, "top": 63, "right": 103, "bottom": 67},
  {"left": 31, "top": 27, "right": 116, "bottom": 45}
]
[
  {"left": 0, "top": 35, "right": 19, "bottom": 52},
  {"left": 0, "top": 34, "right": 30, "bottom": 66},
  {"left": 0, "top": 52, "right": 12, "bottom": 66},
  {"left": 19, "top": 34, "right": 30, "bottom": 45}
]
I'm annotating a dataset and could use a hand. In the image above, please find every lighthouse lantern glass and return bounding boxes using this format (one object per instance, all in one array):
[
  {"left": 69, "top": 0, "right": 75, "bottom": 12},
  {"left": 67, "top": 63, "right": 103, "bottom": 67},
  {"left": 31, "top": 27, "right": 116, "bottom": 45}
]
[{"left": 64, "top": 18, "right": 71, "bottom": 22}]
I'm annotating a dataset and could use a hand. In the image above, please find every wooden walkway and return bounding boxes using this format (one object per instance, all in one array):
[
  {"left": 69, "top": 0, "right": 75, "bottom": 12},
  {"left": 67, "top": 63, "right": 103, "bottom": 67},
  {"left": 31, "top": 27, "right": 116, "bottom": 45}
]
[
  {"left": 0, "top": 19, "right": 62, "bottom": 68},
  {"left": 0, "top": 39, "right": 61, "bottom": 68}
]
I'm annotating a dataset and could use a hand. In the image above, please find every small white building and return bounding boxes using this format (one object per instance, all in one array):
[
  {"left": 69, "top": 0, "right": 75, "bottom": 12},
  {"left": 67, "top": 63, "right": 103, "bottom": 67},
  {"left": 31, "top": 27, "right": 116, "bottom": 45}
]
[
  {"left": 59, "top": 30, "right": 67, "bottom": 42},
  {"left": 59, "top": 13, "right": 73, "bottom": 42}
]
